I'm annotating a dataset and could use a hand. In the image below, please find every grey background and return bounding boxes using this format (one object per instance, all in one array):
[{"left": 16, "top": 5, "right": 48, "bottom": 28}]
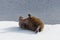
[{"left": 0, "top": 0, "right": 60, "bottom": 24}]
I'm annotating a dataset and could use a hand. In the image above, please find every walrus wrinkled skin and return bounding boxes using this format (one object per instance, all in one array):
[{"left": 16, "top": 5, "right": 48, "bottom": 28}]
[{"left": 19, "top": 14, "right": 44, "bottom": 33}]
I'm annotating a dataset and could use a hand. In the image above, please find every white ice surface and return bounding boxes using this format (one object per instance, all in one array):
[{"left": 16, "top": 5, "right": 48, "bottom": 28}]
[{"left": 0, "top": 21, "right": 60, "bottom": 40}]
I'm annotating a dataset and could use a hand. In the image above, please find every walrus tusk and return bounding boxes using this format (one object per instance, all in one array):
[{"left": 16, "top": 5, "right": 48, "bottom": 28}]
[{"left": 35, "top": 26, "right": 40, "bottom": 33}]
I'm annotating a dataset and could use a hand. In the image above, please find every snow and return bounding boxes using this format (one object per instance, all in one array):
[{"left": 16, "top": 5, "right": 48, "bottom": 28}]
[{"left": 0, "top": 21, "right": 60, "bottom": 40}]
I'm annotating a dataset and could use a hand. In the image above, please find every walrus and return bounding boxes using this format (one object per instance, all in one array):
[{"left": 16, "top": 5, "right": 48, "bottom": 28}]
[{"left": 19, "top": 14, "right": 44, "bottom": 33}]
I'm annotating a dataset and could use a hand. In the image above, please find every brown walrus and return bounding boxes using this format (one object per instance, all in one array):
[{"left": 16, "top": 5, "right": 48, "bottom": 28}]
[{"left": 19, "top": 14, "right": 44, "bottom": 33}]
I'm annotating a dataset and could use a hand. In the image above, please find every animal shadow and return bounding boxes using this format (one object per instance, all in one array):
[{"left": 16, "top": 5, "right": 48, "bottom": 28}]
[{"left": 2, "top": 26, "right": 36, "bottom": 34}]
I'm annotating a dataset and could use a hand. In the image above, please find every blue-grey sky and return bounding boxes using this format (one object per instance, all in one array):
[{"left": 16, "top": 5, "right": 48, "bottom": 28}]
[{"left": 0, "top": 0, "right": 60, "bottom": 24}]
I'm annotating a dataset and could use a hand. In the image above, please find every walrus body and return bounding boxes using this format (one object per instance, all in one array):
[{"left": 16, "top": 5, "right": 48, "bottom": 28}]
[
  {"left": 19, "top": 14, "right": 44, "bottom": 33},
  {"left": 19, "top": 16, "right": 37, "bottom": 31}
]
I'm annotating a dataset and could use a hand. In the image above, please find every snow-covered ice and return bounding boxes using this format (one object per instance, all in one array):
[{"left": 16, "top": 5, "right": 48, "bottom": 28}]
[{"left": 0, "top": 21, "right": 60, "bottom": 40}]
